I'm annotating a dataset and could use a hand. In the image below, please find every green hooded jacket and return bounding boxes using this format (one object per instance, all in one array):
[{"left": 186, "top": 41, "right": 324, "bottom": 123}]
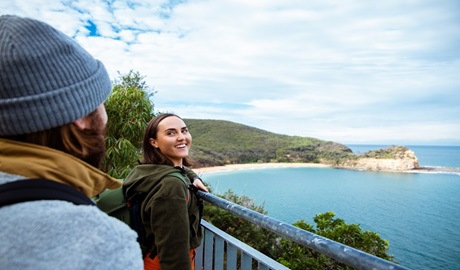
[{"left": 123, "top": 164, "right": 203, "bottom": 270}]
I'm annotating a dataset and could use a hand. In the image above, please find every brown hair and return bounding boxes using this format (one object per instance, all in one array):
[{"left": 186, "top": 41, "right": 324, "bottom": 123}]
[
  {"left": 142, "top": 113, "right": 192, "bottom": 167},
  {"left": 4, "top": 109, "right": 106, "bottom": 168}
]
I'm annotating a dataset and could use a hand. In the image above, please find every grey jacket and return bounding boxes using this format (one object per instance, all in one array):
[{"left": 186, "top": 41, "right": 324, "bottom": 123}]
[{"left": 0, "top": 139, "right": 143, "bottom": 269}]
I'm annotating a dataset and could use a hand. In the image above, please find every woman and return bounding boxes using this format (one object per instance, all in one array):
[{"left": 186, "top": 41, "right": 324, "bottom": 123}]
[{"left": 123, "top": 113, "right": 208, "bottom": 270}]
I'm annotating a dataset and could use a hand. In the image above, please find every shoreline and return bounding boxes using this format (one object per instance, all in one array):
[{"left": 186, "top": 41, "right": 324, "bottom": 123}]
[
  {"left": 192, "top": 163, "right": 460, "bottom": 176},
  {"left": 193, "top": 163, "right": 331, "bottom": 175}
]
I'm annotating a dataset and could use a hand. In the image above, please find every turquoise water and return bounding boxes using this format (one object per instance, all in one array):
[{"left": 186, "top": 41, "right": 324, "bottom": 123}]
[{"left": 201, "top": 145, "right": 460, "bottom": 270}]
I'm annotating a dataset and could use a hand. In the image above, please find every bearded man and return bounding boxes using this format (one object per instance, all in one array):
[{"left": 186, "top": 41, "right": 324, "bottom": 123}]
[{"left": 0, "top": 15, "right": 143, "bottom": 269}]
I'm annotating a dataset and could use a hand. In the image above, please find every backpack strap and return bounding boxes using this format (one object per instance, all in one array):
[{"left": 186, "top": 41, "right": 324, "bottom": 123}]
[
  {"left": 168, "top": 171, "right": 191, "bottom": 208},
  {"left": 0, "top": 179, "right": 95, "bottom": 207}
]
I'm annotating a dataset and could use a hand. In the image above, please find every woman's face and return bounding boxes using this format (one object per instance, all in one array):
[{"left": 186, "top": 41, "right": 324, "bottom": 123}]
[{"left": 149, "top": 116, "right": 192, "bottom": 167}]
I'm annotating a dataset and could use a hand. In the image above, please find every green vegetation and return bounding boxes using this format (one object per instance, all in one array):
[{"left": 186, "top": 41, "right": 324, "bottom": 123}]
[
  {"left": 203, "top": 190, "right": 279, "bottom": 258},
  {"left": 102, "top": 71, "right": 411, "bottom": 175},
  {"left": 186, "top": 119, "right": 355, "bottom": 167},
  {"left": 102, "top": 70, "right": 155, "bottom": 178},
  {"left": 102, "top": 71, "right": 415, "bottom": 176},
  {"left": 203, "top": 190, "right": 396, "bottom": 269},
  {"left": 102, "top": 70, "right": 398, "bottom": 269},
  {"left": 361, "top": 145, "right": 412, "bottom": 159},
  {"left": 277, "top": 212, "right": 394, "bottom": 269}
]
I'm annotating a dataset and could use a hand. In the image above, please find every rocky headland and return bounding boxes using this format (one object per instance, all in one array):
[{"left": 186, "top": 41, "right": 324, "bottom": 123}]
[
  {"left": 335, "top": 145, "right": 420, "bottom": 172},
  {"left": 195, "top": 145, "right": 460, "bottom": 175},
  {"left": 185, "top": 118, "right": 458, "bottom": 174}
]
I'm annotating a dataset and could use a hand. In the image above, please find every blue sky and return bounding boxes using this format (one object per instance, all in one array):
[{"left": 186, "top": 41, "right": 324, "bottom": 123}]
[{"left": 2, "top": 0, "right": 459, "bottom": 146}]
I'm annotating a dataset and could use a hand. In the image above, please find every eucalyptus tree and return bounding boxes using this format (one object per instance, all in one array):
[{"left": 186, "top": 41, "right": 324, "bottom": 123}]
[{"left": 101, "top": 70, "right": 155, "bottom": 178}]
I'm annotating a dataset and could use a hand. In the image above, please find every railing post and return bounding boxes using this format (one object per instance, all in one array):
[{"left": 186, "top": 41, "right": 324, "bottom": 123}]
[
  {"left": 226, "top": 243, "right": 237, "bottom": 270},
  {"left": 200, "top": 220, "right": 290, "bottom": 270},
  {"left": 204, "top": 229, "right": 214, "bottom": 270}
]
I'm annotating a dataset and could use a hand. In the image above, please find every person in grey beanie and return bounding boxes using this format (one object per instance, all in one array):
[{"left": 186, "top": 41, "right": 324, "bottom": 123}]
[{"left": 0, "top": 15, "right": 143, "bottom": 269}]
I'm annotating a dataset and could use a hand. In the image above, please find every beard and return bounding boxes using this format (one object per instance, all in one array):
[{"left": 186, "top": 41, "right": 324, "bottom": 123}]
[
  {"left": 82, "top": 133, "right": 106, "bottom": 169},
  {"left": 80, "top": 110, "right": 107, "bottom": 169}
]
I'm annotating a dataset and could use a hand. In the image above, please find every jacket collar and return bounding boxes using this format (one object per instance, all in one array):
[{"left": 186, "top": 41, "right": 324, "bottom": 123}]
[{"left": 0, "top": 138, "right": 121, "bottom": 197}]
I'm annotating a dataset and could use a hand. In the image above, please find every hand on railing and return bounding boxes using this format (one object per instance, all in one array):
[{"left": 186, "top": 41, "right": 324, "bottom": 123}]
[{"left": 192, "top": 178, "right": 209, "bottom": 192}]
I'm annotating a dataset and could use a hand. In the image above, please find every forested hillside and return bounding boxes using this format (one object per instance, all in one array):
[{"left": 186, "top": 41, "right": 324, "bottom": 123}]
[
  {"left": 185, "top": 119, "right": 354, "bottom": 167},
  {"left": 102, "top": 71, "right": 417, "bottom": 175}
]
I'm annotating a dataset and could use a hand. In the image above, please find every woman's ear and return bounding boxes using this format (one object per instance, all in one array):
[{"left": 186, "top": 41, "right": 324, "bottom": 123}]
[{"left": 149, "top": 138, "right": 159, "bottom": 148}]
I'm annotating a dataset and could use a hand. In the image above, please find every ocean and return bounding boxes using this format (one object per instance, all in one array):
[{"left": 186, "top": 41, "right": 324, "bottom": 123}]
[{"left": 201, "top": 145, "right": 460, "bottom": 270}]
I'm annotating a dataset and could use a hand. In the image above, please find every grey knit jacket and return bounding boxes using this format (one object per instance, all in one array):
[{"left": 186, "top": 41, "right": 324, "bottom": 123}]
[{"left": 0, "top": 139, "right": 143, "bottom": 269}]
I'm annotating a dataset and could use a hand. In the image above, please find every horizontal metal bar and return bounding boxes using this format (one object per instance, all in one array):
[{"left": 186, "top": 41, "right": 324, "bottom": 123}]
[{"left": 198, "top": 190, "right": 411, "bottom": 270}]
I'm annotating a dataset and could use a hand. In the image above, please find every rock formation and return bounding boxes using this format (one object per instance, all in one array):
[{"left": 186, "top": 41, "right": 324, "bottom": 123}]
[{"left": 337, "top": 146, "right": 420, "bottom": 171}]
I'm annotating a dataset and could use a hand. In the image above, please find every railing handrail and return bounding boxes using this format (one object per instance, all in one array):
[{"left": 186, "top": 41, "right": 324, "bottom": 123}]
[{"left": 197, "top": 190, "right": 411, "bottom": 270}]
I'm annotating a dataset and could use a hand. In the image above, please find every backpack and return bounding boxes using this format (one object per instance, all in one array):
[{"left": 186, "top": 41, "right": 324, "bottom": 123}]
[
  {"left": 93, "top": 172, "right": 191, "bottom": 250},
  {"left": 0, "top": 178, "right": 95, "bottom": 207}
]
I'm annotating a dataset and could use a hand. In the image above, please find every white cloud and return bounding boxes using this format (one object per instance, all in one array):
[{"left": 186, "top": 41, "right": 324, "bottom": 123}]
[{"left": 2, "top": 0, "right": 459, "bottom": 145}]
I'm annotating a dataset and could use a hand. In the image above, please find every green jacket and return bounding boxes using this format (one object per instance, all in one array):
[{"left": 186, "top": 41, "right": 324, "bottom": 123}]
[{"left": 123, "top": 164, "right": 203, "bottom": 270}]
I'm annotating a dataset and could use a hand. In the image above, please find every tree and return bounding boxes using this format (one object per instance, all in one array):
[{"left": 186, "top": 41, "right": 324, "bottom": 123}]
[
  {"left": 277, "top": 212, "right": 395, "bottom": 270},
  {"left": 101, "top": 70, "right": 155, "bottom": 178}
]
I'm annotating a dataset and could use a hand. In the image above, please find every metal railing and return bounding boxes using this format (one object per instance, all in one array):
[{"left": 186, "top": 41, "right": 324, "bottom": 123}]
[
  {"left": 196, "top": 220, "right": 290, "bottom": 270},
  {"left": 196, "top": 190, "right": 411, "bottom": 270}
]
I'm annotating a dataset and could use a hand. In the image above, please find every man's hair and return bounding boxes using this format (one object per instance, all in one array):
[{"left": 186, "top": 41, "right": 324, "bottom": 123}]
[
  {"left": 4, "top": 109, "right": 106, "bottom": 168},
  {"left": 142, "top": 113, "right": 192, "bottom": 167}
]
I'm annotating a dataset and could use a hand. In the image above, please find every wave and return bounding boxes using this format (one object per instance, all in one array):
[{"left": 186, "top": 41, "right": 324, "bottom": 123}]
[{"left": 410, "top": 166, "right": 460, "bottom": 176}]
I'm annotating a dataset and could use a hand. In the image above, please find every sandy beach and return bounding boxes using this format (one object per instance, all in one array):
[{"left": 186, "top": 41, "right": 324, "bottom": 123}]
[
  {"left": 193, "top": 163, "right": 460, "bottom": 176},
  {"left": 193, "top": 162, "right": 330, "bottom": 175}
]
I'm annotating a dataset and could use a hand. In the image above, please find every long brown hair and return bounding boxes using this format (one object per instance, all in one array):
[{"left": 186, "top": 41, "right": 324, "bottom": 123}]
[
  {"left": 4, "top": 109, "right": 106, "bottom": 168},
  {"left": 142, "top": 113, "right": 192, "bottom": 167}
]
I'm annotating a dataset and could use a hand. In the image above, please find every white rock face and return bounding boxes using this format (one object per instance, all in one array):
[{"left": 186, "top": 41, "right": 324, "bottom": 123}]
[
  {"left": 350, "top": 157, "right": 419, "bottom": 171},
  {"left": 339, "top": 147, "right": 420, "bottom": 171}
]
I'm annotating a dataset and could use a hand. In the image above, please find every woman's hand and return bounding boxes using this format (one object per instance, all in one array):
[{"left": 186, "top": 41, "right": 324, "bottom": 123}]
[{"left": 193, "top": 178, "right": 209, "bottom": 192}]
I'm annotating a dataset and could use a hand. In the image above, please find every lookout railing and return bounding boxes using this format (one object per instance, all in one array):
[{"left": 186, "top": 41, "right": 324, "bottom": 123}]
[{"left": 195, "top": 190, "right": 410, "bottom": 270}]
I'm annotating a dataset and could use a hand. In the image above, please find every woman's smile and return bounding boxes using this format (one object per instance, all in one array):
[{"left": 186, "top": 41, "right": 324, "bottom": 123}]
[{"left": 150, "top": 116, "right": 192, "bottom": 167}]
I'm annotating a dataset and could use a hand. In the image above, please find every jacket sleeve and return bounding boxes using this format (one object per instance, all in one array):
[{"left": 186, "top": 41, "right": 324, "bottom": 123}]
[{"left": 144, "top": 175, "right": 191, "bottom": 270}]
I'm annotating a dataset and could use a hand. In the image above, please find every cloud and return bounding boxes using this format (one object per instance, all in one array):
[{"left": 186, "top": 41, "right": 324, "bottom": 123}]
[{"left": 2, "top": 0, "right": 459, "bottom": 145}]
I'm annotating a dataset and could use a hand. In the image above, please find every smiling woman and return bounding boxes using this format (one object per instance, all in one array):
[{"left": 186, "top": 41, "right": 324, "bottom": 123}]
[
  {"left": 147, "top": 115, "right": 192, "bottom": 167},
  {"left": 123, "top": 113, "right": 208, "bottom": 270}
]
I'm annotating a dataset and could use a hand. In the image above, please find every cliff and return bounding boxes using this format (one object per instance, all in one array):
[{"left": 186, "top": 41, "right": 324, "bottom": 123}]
[{"left": 337, "top": 146, "right": 420, "bottom": 171}]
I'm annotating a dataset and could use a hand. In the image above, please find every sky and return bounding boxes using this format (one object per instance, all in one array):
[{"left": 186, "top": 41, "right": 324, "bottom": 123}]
[{"left": 2, "top": 0, "right": 459, "bottom": 146}]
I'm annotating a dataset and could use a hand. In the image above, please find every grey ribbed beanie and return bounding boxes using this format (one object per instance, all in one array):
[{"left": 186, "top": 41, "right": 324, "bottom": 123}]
[{"left": 0, "top": 15, "right": 112, "bottom": 136}]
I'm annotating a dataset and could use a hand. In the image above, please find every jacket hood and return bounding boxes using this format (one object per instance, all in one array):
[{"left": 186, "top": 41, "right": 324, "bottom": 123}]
[{"left": 123, "top": 164, "right": 186, "bottom": 196}]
